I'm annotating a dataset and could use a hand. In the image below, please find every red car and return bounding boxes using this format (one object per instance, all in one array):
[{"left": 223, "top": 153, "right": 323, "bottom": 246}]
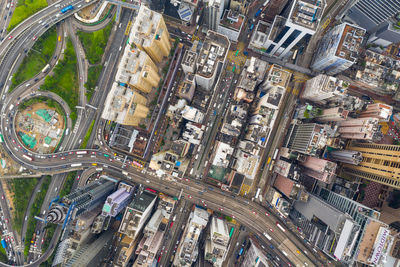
[
  {"left": 7, "top": 35, "right": 13, "bottom": 40},
  {"left": 32, "top": 36, "right": 37, "bottom": 41}
]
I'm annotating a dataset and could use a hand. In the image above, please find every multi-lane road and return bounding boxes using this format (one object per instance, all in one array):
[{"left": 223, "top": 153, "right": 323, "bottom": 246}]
[{"left": 0, "top": 1, "right": 327, "bottom": 267}]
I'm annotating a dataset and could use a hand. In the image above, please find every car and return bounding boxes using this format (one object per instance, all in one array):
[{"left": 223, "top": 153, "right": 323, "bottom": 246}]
[
  {"left": 12, "top": 139, "right": 15, "bottom": 144},
  {"left": 265, "top": 212, "right": 269, "bottom": 216},
  {"left": 60, "top": 157, "right": 65, "bottom": 160},
  {"left": 187, "top": 194, "right": 192, "bottom": 199},
  {"left": 252, "top": 210, "right": 257, "bottom": 215},
  {"left": 91, "top": 151, "right": 96, "bottom": 155},
  {"left": 10, "top": 2, "right": 13, "bottom": 7},
  {"left": 1, "top": 195, "right": 4, "bottom": 200},
  {"left": 219, "top": 207, "right": 224, "bottom": 211},
  {"left": 52, "top": 154, "right": 57, "bottom": 158},
  {"left": 5, "top": 218, "right": 8, "bottom": 223},
  {"left": 76, "top": 175, "right": 81, "bottom": 181},
  {"left": 69, "top": 151, "right": 74, "bottom": 155},
  {"left": 32, "top": 36, "right": 37, "bottom": 41},
  {"left": 7, "top": 35, "right": 12, "bottom": 40},
  {"left": 269, "top": 228, "right": 274, "bottom": 232}
]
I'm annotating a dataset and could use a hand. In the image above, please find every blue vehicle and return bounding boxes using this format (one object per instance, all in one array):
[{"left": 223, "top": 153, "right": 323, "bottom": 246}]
[
  {"left": 61, "top": 5, "right": 74, "bottom": 14},
  {"left": 1, "top": 239, "right": 7, "bottom": 249},
  {"left": 239, "top": 248, "right": 244, "bottom": 255},
  {"left": 255, "top": 8, "right": 262, "bottom": 18},
  {"left": 249, "top": 24, "right": 254, "bottom": 31}
]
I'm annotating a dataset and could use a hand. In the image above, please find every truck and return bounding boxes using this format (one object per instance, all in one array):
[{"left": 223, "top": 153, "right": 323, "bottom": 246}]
[
  {"left": 76, "top": 150, "right": 87, "bottom": 155},
  {"left": 22, "top": 154, "right": 33, "bottom": 161},
  {"left": 122, "top": 171, "right": 128, "bottom": 176},
  {"left": 60, "top": 5, "right": 74, "bottom": 14}
]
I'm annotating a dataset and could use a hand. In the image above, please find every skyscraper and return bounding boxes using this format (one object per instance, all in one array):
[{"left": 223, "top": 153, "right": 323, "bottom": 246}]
[
  {"left": 207, "top": 0, "right": 225, "bottom": 31},
  {"left": 259, "top": 0, "right": 326, "bottom": 58},
  {"left": 263, "top": 0, "right": 289, "bottom": 23},
  {"left": 302, "top": 74, "right": 347, "bottom": 105},
  {"left": 283, "top": 122, "right": 329, "bottom": 156},
  {"left": 341, "top": 142, "right": 400, "bottom": 189},
  {"left": 102, "top": 183, "right": 134, "bottom": 217},
  {"left": 342, "top": 0, "right": 400, "bottom": 46},
  {"left": 130, "top": 5, "right": 171, "bottom": 63},
  {"left": 328, "top": 150, "right": 363, "bottom": 165},
  {"left": 47, "top": 176, "right": 117, "bottom": 224},
  {"left": 338, "top": 117, "right": 381, "bottom": 141},
  {"left": 311, "top": 23, "right": 365, "bottom": 75},
  {"left": 359, "top": 103, "right": 393, "bottom": 122}
]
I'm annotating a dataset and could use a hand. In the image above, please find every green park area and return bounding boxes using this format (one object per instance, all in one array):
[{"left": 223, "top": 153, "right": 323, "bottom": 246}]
[
  {"left": 24, "top": 176, "right": 51, "bottom": 257},
  {"left": 11, "top": 26, "right": 57, "bottom": 91},
  {"left": 40, "top": 38, "right": 78, "bottom": 122},
  {"left": 77, "top": 22, "right": 113, "bottom": 64},
  {"left": 8, "top": 0, "right": 48, "bottom": 31},
  {"left": 8, "top": 178, "right": 39, "bottom": 234}
]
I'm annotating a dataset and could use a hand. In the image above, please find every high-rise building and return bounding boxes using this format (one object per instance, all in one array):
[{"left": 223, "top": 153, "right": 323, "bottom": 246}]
[
  {"left": 315, "top": 107, "right": 349, "bottom": 122},
  {"left": 299, "top": 156, "right": 337, "bottom": 184},
  {"left": 207, "top": 0, "right": 225, "bottom": 31},
  {"left": 328, "top": 150, "right": 363, "bottom": 165},
  {"left": 283, "top": 122, "right": 330, "bottom": 156},
  {"left": 290, "top": 194, "right": 361, "bottom": 263},
  {"left": 195, "top": 31, "right": 230, "bottom": 90},
  {"left": 338, "top": 117, "right": 381, "bottom": 141},
  {"left": 116, "top": 47, "right": 161, "bottom": 94},
  {"left": 118, "top": 190, "right": 157, "bottom": 240},
  {"left": 134, "top": 209, "right": 168, "bottom": 267},
  {"left": 342, "top": 0, "right": 400, "bottom": 46},
  {"left": 101, "top": 82, "right": 149, "bottom": 126},
  {"left": 47, "top": 176, "right": 117, "bottom": 224},
  {"left": 174, "top": 207, "right": 209, "bottom": 266},
  {"left": 217, "top": 9, "right": 245, "bottom": 42},
  {"left": 359, "top": 103, "right": 393, "bottom": 122},
  {"left": 302, "top": 74, "right": 347, "bottom": 105},
  {"left": 102, "top": 183, "right": 134, "bottom": 217},
  {"left": 130, "top": 5, "right": 171, "bottom": 63},
  {"left": 240, "top": 237, "right": 269, "bottom": 267},
  {"left": 341, "top": 142, "right": 400, "bottom": 189},
  {"left": 204, "top": 217, "right": 230, "bottom": 267},
  {"left": 252, "top": 0, "right": 326, "bottom": 58},
  {"left": 311, "top": 23, "right": 365, "bottom": 75},
  {"left": 263, "top": 0, "right": 290, "bottom": 23}
]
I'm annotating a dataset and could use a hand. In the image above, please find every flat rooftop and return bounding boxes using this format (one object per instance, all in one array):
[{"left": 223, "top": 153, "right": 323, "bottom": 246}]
[
  {"left": 196, "top": 31, "right": 229, "bottom": 78},
  {"left": 219, "top": 9, "right": 245, "bottom": 32},
  {"left": 128, "top": 191, "right": 157, "bottom": 212},
  {"left": 335, "top": 24, "right": 365, "bottom": 62},
  {"left": 289, "top": 0, "right": 325, "bottom": 31}
]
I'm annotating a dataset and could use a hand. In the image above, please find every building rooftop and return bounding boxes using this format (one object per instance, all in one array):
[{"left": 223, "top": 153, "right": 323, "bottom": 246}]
[
  {"left": 335, "top": 23, "right": 365, "bottom": 62},
  {"left": 265, "top": 64, "right": 292, "bottom": 88},
  {"left": 219, "top": 9, "right": 245, "bottom": 32},
  {"left": 128, "top": 191, "right": 157, "bottom": 212},
  {"left": 196, "top": 31, "right": 229, "bottom": 78},
  {"left": 182, "top": 50, "right": 197, "bottom": 70},
  {"left": 212, "top": 141, "right": 234, "bottom": 168},
  {"left": 233, "top": 149, "right": 260, "bottom": 180},
  {"left": 237, "top": 57, "right": 268, "bottom": 92},
  {"left": 289, "top": 0, "right": 325, "bottom": 31},
  {"left": 273, "top": 174, "right": 295, "bottom": 198}
]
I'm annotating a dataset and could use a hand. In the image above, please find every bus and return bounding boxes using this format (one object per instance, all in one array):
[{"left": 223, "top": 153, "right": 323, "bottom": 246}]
[
  {"left": 276, "top": 222, "right": 286, "bottom": 232},
  {"left": 22, "top": 154, "right": 33, "bottom": 161},
  {"left": 263, "top": 232, "right": 272, "bottom": 240},
  {"left": 232, "top": 65, "right": 236, "bottom": 72},
  {"left": 104, "top": 153, "right": 110, "bottom": 158},
  {"left": 255, "top": 188, "right": 261, "bottom": 200},
  {"left": 272, "top": 148, "right": 279, "bottom": 160},
  {"left": 229, "top": 227, "right": 234, "bottom": 238},
  {"left": 71, "top": 163, "right": 82, "bottom": 167},
  {"left": 235, "top": 50, "right": 240, "bottom": 56},
  {"left": 0, "top": 239, "right": 6, "bottom": 249},
  {"left": 60, "top": 5, "right": 74, "bottom": 14},
  {"left": 41, "top": 64, "right": 50, "bottom": 73},
  {"left": 76, "top": 151, "right": 87, "bottom": 155},
  {"left": 0, "top": 134, "right": 3, "bottom": 143},
  {"left": 269, "top": 160, "right": 275, "bottom": 171}
]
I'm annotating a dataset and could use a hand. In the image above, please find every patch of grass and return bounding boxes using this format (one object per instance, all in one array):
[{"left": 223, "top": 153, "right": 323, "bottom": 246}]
[
  {"left": 85, "top": 65, "right": 103, "bottom": 101},
  {"left": 8, "top": 178, "right": 39, "bottom": 235},
  {"left": 80, "top": 120, "right": 95, "bottom": 149},
  {"left": 40, "top": 38, "right": 78, "bottom": 121},
  {"left": 10, "top": 26, "right": 57, "bottom": 91},
  {"left": 77, "top": 22, "right": 113, "bottom": 64},
  {"left": 42, "top": 223, "right": 56, "bottom": 252},
  {"left": 19, "top": 97, "right": 65, "bottom": 117},
  {"left": 59, "top": 171, "right": 76, "bottom": 199},
  {"left": 8, "top": 0, "right": 48, "bottom": 31},
  {"left": 0, "top": 244, "right": 7, "bottom": 262}
]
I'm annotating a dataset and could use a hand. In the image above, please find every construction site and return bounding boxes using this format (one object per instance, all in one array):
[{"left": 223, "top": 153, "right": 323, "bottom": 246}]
[{"left": 15, "top": 102, "right": 65, "bottom": 154}]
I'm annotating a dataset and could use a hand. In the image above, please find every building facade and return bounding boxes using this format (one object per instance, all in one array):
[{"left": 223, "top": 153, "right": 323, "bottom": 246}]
[
  {"left": 302, "top": 74, "right": 347, "bottom": 104},
  {"left": 342, "top": 142, "right": 400, "bottom": 189},
  {"left": 311, "top": 23, "right": 365, "bottom": 75}
]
